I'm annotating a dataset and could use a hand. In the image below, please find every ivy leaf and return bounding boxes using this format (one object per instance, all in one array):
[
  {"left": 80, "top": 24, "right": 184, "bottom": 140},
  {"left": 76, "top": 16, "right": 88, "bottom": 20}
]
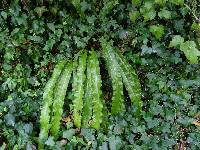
[
  {"left": 129, "top": 11, "right": 140, "bottom": 23},
  {"left": 158, "top": 9, "right": 171, "bottom": 19},
  {"left": 108, "top": 136, "right": 122, "bottom": 150},
  {"left": 169, "top": 0, "right": 184, "bottom": 5},
  {"left": 45, "top": 136, "right": 55, "bottom": 146},
  {"left": 131, "top": 0, "right": 141, "bottom": 6},
  {"left": 141, "top": 45, "right": 155, "bottom": 55},
  {"left": 4, "top": 113, "right": 15, "bottom": 127},
  {"left": 180, "top": 41, "right": 200, "bottom": 64},
  {"left": 169, "top": 35, "right": 184, "bottom": 48},
  {"left": 149, "top": 25, "right": 164, "bottom": 40},
  {"left": 63, "top": 129, "right": 75, "bottom": 140},
  {"left": 155, "top": 0, "right": 167, "bottom": 5},
  {"left": 1, "top": 11, "right": 7, "bottom": 19},
  {"left": 191, "top": 22, "right": 200, "bottom": 32},
  {"left": 140, "top": 2, "right": 156, "bottom": 21},
  {"left": 34, "top": 7, "right": 47, "bottom": 17}
]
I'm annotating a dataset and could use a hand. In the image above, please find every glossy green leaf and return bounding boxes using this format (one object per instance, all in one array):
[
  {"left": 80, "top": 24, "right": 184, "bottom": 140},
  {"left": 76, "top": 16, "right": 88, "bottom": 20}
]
[
  {"left": 82, "top": 50, "right": 103, "bottom": 130},
  {"left": 149, "top": 25, "right": 165, "bottom": 40},
  {"left": 114, "top": 51, "right": 142, "bottom": 117},
  {"left": 180, "top": 41, "right": 200, "bottom": 64},
  {"left": 50, "top": 61, "right": 73, "bottom": 138},
  {"left": 38, "top": 61, "right": 65, "bottom": 148},
  {"left": 72, "top": 52, "right": 87, "bottom": 128},
  {"left": 100, "top": 39, "right": 124, "bottom": 115},
  {"left": 169, "top": 35, "right": 184, "bottom": 48}
]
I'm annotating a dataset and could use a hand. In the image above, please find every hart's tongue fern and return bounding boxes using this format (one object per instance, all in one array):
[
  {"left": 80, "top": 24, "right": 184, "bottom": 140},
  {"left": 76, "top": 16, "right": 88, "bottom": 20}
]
[
  {"left": 38, "top": 44, "right": 142, "bottom": 147},
  {"left": 39, "top": 61, "right": 66, "bottom": 149},
  {"left": 72, "top": 52, "right": 87, "bottom": 128},
  {"left": 82, "top": 50, "right": 103, "bottom": 130},
  {"left": 114, "top": 49, "right": 142, "bottom": 117},
  {"left": 50, "top": 61, "right": 73, "bottom": 138},
  {"left": 89, "top": 50, "right": 103, "bottom": 130},
  {"left": 82, "top": 52, "right": 94, "bottom": 128},
  {"left": 100, "top": 39, "right": 125, "bottom": 115}
]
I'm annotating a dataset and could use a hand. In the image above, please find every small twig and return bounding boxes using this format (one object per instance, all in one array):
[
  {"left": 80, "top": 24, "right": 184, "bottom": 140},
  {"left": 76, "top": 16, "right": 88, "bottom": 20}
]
[{"left": 184, "top": 4, "right": 200, "bottom": 23}]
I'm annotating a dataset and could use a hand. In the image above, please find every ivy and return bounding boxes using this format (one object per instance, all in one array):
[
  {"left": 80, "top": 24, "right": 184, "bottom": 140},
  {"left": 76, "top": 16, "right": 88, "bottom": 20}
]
[{"left": 0, "top": 0, "right": 200, "bottom": 149}]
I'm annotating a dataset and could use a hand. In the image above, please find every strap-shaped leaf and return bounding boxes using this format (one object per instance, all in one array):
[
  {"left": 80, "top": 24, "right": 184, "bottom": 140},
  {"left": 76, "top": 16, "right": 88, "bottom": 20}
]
[
  {"left": 82, "top": 50, "right": 103, "bottom": 130},
  {"left": 50, "top": 61, "right": 73, "bottom": 138},
  {"left": 100, "top": 39, "right": 124, "bottom": 115},
  {"left": 39, "top": 61, "right": 65, "bottom": 148},
  {"left": 72, "top": 52, "right": 87, "bottom": 128},
  {"left": 90, "top": 50, "right": 103, "bottom": 130},
  {"left": 82, "top": 54, "right": 93, "bottom": 128},
  {"left": 114, "top": 51, "right": 142, "bottom": 117}
]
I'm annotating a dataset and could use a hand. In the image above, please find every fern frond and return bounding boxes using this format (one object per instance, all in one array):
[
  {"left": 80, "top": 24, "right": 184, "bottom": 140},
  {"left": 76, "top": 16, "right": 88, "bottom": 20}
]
[
  {"left": 82, "top": 52, "right": 93, "bottom": 128},
  {"left": 90, "top": 50, "right": 103, "bottom": 130},
  {"left": 100, "top": 39, "right": 124, "bottom": 115},
  {"left": 114, "top": 51, "right": 142, "bottom": 117},
  {"left": 82, "top": 50, "right": 103, "bottom": 130},
  {"left": 38, "top": 61, "right": 65, "bottom": 148},
  {"left": 50, "top": 61, "right": 73, "bottom": 138},
  {"left": 72, "top": 52, "right": 87, "bottom": 128}
]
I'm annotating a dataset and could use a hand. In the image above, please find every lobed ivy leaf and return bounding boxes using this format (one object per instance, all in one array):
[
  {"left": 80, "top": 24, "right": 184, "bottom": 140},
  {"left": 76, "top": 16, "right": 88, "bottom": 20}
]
[
  {"left": 180, "top": 41, "right": 200, "bottom": 64},
  {"left": 149, "top": 25, "right": 165, "bottom": 40},
  {"left": 158, "top": 9, "right": 171, "bottom": 19},
  {"left": 169, "top": 35, "right": 184, "bottom": 48}
]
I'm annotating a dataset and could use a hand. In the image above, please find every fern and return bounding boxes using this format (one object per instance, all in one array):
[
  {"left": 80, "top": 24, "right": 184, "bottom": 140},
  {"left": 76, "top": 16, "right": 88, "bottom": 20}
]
[
  {"left": 90, "top": 50, "right": 103, "bottom": 130},
  {"left": 100, "top": 39, "right": 124, "bottom": 115},
  {"left": 82, "top": 52, "right": 93, "bottom": 128},
  {"left": 114, "top": 50, "right": 142, "bottom": 117},
  {"left": 72, "top": 52, "right": 87, "bottom": 128},
  {"left": 38, "top": 61, "right": 65, "bottom": 148},
  {"left": 50, "top": 61, "right": 73, "bottom": 138},
  {"left": 82, "top": 50, "right": 103, "bottom": 130},
  {"left": 39, "top": 42, "right": 142, "bottom": 142}
]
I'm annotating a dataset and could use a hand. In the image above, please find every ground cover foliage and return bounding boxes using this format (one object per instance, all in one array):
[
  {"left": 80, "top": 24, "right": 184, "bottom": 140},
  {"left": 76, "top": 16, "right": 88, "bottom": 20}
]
[{"left": 0, "top": 0, "right": 200, "bottom": 149}]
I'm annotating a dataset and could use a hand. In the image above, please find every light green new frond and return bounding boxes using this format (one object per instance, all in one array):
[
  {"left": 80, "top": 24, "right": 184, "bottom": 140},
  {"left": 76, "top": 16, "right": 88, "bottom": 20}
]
[
  {"left": 100, "top": 39, "right": 124, "bottom": 115},
  {"left": 50, "top": 61, "right": 73, "bottom": 138},
  {"left": 114, "top": 51, "right": 142, "bottom": 117},
  {"left": 90, "top": 50, "right": 103, "bottom": 130},
  {"left": 39, "top": 61, "right": 65, "bottom": 149},
  {"left": 72, "top": 52, "right": 87, "bottom": 128}
]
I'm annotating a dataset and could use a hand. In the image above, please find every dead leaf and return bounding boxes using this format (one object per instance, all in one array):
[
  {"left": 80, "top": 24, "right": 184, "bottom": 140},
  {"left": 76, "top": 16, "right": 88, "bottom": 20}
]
[
  {"left": 62, "top": 116, "right": 71, "bottom": 123},
  {"left": 192, "top": 121, "right": 200, "bottom": 126}
]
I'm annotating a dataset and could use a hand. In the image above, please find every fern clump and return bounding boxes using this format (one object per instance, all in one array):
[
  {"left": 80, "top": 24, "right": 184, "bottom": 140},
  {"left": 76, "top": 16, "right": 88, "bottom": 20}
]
[{"left": 39, "top": 43, "right": 142, "bottom": 146}]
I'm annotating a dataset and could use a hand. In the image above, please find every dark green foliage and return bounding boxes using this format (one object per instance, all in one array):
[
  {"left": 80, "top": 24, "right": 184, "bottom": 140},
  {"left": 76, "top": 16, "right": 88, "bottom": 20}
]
[{"left": 0, "top": 0, "right": 200, "bottom": 149}]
